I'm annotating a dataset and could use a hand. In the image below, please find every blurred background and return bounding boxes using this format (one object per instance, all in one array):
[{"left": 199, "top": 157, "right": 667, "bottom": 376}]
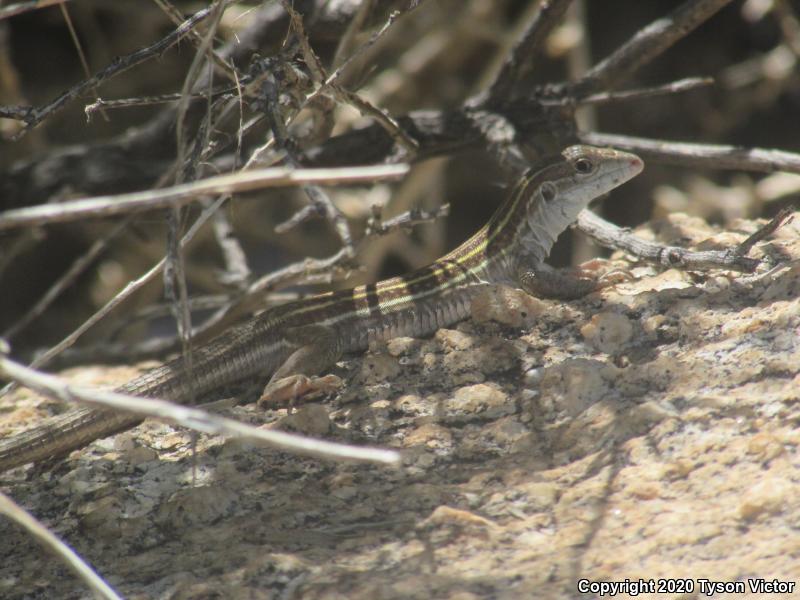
[{"left": 0, "top": 0, "right": 798, "bottom": 363}]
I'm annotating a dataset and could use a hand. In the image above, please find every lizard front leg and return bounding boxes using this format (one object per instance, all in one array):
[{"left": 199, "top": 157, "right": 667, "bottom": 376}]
[
  {"left": 516, "top": 260, "right": 628, "bottom": 300},
  {"left": 259, "top": 324, "right": 344, "bottom": 407}
]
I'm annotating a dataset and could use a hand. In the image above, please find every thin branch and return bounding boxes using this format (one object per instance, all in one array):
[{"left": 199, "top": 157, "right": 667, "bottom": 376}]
[
  {"left": 0, "top": 164, "right": 409, "bottom": 230},
  {"left": 164, "top": 204, "right": 196, "bottom": 407},
  {"left": 0, "top": 0, "right": 72, "bottom": 21},
  {"left": 296, "top": 7, "right": 423, "bottom": 154},
  {"left": 151, "top": 0, "right": 238, "bottom": 82},
  {"left": 280, "top": 2, "right": 419, "bottom": 154},
  {"left": 0, "top": 104, "right": 32, "bottom": 120},
  {"left": 4, "top": 3, "right": 225, "bottom": 137},
  {"left": 735, "top": 208, "right": 795, "bottom": 256},
  {"left": 487, "top": 0, "right": 575, "bottom": 102},
  {"left": 577, "top": 209, "right": 773, "bottom": 273},
  {"left": 333, "top": 88, "right": 420, "bottom": 154},
  {"left": 313, "top": 7, "right": 398, "bottom": 87},
  {"left": 0, "top": 354, "right": 401, "bottom": 465},
  {"left": 567, "top": 77, "right": 714, "bottom": 106},
  {"left": 84, "top": 88, "right": 235, "bottom": 118},
  {"left": 571, "top": 0, "right": 735, "bottom": 96},
  {"left": 365, "top": 203, "right": 450, "bottom": 236},
  {"left": 174, "top": 0, "right": 228, "bottom": 186},
  {"left": 331, "top": 0, "right": 376, "bottom": 68},
  {"left": 59, "top": 2, "right": 108, "bottom": 122},
  {"left": 274, "top": 203, "right": 327, "bottom": 234},
  {"left": 212, "top": 208, "right": 251, "bottom": 287},
  {"left": 0, "top": 490, "right": 122, "bottom": 600},
  {"left": 164, "top": 1, "right": 231, "bottom": 413},
  {"left": 255, "top": 54, "right": 356, "bottom": 249},
  {"left": 280, "top": 0, "right": 327, "bottom": 81},
  {"left": 579, "top": 132, "right": 800, "bottom": 175}
]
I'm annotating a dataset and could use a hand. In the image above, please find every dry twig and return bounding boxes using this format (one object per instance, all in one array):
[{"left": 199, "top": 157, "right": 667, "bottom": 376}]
[
  {"left": 0, "top": 165, "right": 409, "bottom": 230},
  {"left": 3, "top": 3, "right": 227, "bottom": 136}
]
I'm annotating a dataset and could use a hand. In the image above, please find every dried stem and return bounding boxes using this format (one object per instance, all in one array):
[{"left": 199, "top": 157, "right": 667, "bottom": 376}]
[
  {"left": 487, "top": 0, "right": 575, "bottom": 102},
  {"left": 571, "top": 0, "right": 735, "bottom": 96},
  {"left": 580, "top": 132, "right": 800, "bottom": 175},
  {"left": 0, "top": 165, "right": 409, "bottom": 230},
  {"left": 577, "top": 209, "right": 775, "bottom": 273},
  {"left": 0, "top": 0, "right": 73, "bottom": 21},
  {"left": 5, "top": 3, "right": 225, "bottom": 136},
  {"left": 571, "top": 77, "right": 715, "bottom": 106}
]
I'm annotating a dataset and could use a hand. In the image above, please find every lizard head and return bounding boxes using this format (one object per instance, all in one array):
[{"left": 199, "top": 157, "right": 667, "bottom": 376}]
[{"left": 510, "top": 145, "right": 643, "bottom": 264}]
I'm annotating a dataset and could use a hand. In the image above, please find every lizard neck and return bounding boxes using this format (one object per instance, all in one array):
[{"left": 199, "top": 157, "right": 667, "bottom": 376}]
[{"left": 442, "top": 161, "right": 568, "bottom": 285}]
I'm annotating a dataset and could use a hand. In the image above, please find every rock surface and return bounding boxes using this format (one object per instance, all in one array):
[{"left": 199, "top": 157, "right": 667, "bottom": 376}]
[{"left": 1, "top": 213, "right": 799, "bottom": 599}]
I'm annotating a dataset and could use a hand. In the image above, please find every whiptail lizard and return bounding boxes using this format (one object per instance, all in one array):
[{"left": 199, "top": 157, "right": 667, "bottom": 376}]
[{"left": 0, "top": 145, "right": 643, "bottom": 472}]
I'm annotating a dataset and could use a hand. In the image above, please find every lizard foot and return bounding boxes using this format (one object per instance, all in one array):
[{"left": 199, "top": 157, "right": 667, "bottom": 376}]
[{"left": 258, "top": 373, "right": 343, "bottom": 409}]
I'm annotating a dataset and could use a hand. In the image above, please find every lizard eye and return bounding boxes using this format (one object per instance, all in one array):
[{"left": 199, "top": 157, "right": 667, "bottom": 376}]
[
  {"left": 539, "top": 181, "right": 557, "bottom": 202},
  {"left": 573, "top": 157, "right": 595, "bottom": 175}
]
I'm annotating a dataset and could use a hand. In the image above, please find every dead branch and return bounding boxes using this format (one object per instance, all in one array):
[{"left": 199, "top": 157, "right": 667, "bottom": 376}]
[
  {"left": 486, "top": 0, "right": 575, "bottom": 103},
  {"left": 0, "top": 165, "right": 409, "bottom": 230},
  {"left": 6, "top": 3, "right": 225, "bottom": 136},
  {"left": 570, "top": 0, "right": 736, "bottom": 96},
  {"left": 580, "top": 132, "right": 800, "bottom": 175},
  {"left": 577, "top": 210, "right": 763, "bottom": 273}
]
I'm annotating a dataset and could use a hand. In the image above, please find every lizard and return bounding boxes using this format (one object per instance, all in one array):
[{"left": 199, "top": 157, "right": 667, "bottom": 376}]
[{"left": 0, "top": 145, "right": 643, "bottom": 472}]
